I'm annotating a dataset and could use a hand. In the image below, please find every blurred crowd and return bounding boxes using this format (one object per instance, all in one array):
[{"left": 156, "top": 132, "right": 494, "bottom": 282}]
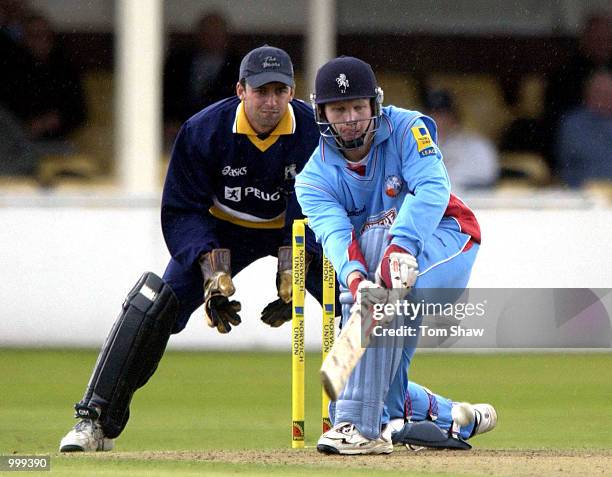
[
  {"left": 162, "top": 12, "right": 241, "bottom": 148},
  {"left": 0, "top": 0, "right": 86, "bottom": 177},
  {"left": 0, "top": 1, "right": 610, "bottom": 191}
]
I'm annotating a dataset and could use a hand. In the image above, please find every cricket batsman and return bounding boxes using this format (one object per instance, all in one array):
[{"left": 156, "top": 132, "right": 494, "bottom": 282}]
[{"left": 295, "top": 56, "right": 495, "bottom": 454}]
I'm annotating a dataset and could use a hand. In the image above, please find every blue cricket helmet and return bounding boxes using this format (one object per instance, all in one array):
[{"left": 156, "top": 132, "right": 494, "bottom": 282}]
[
  {"left": 310, "top": 56, "right": 384, "bottom": 150},
  {"left": 312, "top": 56, "right": 381, "bottom": 104}
]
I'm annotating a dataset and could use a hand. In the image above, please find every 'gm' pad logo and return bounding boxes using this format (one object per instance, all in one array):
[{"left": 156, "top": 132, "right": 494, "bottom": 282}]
[{"left": 224, "top": 186, "right": 241, "bottom": 202}]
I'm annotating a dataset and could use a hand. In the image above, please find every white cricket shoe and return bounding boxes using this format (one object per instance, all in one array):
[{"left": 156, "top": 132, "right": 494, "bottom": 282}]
[
  {"left": 59, "top": 419, "right": 115, "bottom": 452},
  {"left": 472, "top": 403, "right": 498, "bottom": 436},
  {"left": 317, "top": 422, "right": 393, "bottom": 455}
]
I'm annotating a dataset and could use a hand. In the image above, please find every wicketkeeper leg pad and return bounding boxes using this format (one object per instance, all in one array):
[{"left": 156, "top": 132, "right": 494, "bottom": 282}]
[
  {"left": 75, "top": 272, "right": 179, "bottom": 438},
  {"left": 391, "top": 420, "right": 472, "bottom": 450}
]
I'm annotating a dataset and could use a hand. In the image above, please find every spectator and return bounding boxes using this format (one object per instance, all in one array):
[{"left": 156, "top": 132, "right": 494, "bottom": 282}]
[
  {"left": 0, "top": 0, "right": 30, "bottom": 43},
  {"left": 1, "top": 12, "right": 86, "bottom": 155},
  {"left": 163, "top": 11, "right": 241, "bottom": 145},
  {"left": 544, "top": 11, "right": 611, "bottom": 174},
  {"left": 0, "top": 2, "right": 40, "bottom": 176},
  {"left": 556, "top": 69, "right": 612, "bottom": 188},
  {"left": 0, "top": 0, "right": 29, "bottom": 104},
  {"left": 0, "top": 106, "right": 39, "bottom": 176},
  {"left": 424, "top": 89, "right": 499, "bottom": 192}
]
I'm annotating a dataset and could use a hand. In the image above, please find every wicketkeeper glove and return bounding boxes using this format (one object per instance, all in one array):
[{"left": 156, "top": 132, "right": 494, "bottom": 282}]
[
  {"left": 375, "top": 244, "right": 419, "bottom": 289},
  {"left": 260, "top": 247, "right": 312, "bottom": 328},
  {"left": 199, "top": 249, "right": 242, "bottom": 333}
]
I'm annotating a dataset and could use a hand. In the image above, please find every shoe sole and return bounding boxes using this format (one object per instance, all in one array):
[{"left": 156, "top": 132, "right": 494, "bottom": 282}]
[
  {"left": 317, "top": 443, "right": 393, "bottom": 455},
  {"left": 317, "top": 444, "right": 340, "bottom": 454},
  {"left": 59, "top": 445, "right": 85, "bottom": 452}
]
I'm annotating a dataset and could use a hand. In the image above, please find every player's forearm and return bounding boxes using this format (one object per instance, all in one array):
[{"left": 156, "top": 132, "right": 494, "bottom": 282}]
[
  {"left": 316, "top": 224, "right": 367, "bottom": 288},
  {"left": 161, "top": 209, "right": 219, "bottom": 267},
  {"left": 296, "top": 183, "right": 365, "bottom": 286},
  {"left": 281, "top": 192, "right": 304, "bottom": 246}
]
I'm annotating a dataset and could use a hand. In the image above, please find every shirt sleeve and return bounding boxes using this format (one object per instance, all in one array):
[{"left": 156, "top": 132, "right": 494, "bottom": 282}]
[
  {"left": 161, "top": 122, "right": 220, "bottom": 268},
  {"left": 389, "top": 118, "right": 451, "bottom": 256},
  {"left": 295, "top": 168, "right": 367, "bottom": 287}
]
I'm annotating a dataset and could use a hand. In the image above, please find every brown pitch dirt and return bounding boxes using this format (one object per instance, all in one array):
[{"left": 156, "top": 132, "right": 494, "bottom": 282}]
[{"left": 97, "top": 448, "right": 612, "bottom": 476}]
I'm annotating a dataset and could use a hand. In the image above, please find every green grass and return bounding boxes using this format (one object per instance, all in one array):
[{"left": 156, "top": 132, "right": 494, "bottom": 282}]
[
  {"left": 47, "top": 457, "right": 412, "bottom": 477},
  {"left": 0, "top": 350, "right": 610, "bottom": 474}
]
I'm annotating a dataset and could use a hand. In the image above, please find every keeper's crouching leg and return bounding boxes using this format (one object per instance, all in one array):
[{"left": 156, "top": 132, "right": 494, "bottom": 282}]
[{"left": 72, "top": 272, "right": 178, "bottom": 440}]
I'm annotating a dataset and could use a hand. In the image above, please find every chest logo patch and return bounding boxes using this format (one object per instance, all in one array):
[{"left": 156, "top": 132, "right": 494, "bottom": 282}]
[
  {"left": 385, "top": 175, "right": 403, "bottom": 197},
  {"left": 222, "top": 165, "right": 247, "bottom": 177},
  {"left": 224, "top": 186, "right": 241, "bottom": 202}
]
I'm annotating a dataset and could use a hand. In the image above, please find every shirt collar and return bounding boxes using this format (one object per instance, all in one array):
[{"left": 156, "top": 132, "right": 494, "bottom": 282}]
[{"left": 232, "top": 101, "right": 296, "bottom": 136}]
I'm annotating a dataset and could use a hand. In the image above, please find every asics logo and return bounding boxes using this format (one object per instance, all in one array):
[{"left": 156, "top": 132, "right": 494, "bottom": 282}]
[{"left": 222, "top": 166, "right": 247, "bottom": 177}]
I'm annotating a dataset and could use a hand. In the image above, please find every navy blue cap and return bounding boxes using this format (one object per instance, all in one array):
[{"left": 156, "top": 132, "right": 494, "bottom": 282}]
[
  {"left": 239, "top": 45, "right": 294, "bottom": 88},
  {"left": 314, "top": 56, "right": 378, "bottom": 104}
]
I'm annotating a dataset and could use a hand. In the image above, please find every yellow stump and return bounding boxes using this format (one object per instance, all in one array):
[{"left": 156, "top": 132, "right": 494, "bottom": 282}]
[
  {"left": 321, "top": 254, "right": 335, "bottom": 433},
  {"left": 291, "top": 219, "right": 306, "bottom": 448}
]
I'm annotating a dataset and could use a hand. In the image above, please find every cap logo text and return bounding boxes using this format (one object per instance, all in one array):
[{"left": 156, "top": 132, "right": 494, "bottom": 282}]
[{"left": 262, "top": 56, "right": 281, "bottom": 69}]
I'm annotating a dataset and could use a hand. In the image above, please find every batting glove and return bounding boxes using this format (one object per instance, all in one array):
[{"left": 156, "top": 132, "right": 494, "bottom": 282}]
[
  {"left": 348, "top": 272, "right": 391, "bottom": 307},
  {"left": 199, "top": 249, "right": 242, "bottom": 333},
  {"left": 375, "top": 244, "right": 419, "bottom": 289}
]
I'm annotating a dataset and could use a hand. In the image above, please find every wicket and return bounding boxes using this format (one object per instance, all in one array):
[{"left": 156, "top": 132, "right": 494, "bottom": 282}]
[{"left": 291, "top": 218, "right": 335, "bottom": 448}]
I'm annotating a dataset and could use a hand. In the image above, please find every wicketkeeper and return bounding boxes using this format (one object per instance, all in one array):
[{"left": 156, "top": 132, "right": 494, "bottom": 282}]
[{"left": 59, "top": 45, "right": 338, "bottom": 452}]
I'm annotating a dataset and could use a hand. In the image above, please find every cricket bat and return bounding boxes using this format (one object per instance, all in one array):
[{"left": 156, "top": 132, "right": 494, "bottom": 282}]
[{"left": 320, "top": 287, "right": 409, "bottom": 402}]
